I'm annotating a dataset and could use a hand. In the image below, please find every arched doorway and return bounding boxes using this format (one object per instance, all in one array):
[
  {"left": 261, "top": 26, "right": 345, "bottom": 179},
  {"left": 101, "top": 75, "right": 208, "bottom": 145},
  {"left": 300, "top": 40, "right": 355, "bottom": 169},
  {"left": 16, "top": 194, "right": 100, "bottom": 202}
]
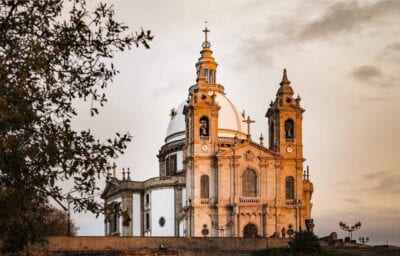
[{"left": 243, "top": 223, "right": 258, "bottom": 238}]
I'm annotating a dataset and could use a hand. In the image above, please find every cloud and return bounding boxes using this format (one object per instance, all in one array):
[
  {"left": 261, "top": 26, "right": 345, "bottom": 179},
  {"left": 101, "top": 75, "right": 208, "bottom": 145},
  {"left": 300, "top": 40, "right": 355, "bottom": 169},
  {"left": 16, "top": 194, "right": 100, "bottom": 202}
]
[
  {"left": 297, "top": 0, "right": 400, "bottom": 41},
  {"left": 350, "top": 65, "right": 382, "bottom": 83},
  {"left": 345, "top": 198, "right": 362, "bottom": 206},
  {"left": 350, "top": 65, "right": 394, "bottom": 89},
  {"left": 378, "top": 42, "right": 400, "bottom": 64},
  {"left": 240, "top": 1, "right": 400, "bottom": 66},
  {"left": 336, "top": 170, "right": 400, "bottom": 195},
  {"left": 363, "top": 171, "right": 400, "bottom": 194}
]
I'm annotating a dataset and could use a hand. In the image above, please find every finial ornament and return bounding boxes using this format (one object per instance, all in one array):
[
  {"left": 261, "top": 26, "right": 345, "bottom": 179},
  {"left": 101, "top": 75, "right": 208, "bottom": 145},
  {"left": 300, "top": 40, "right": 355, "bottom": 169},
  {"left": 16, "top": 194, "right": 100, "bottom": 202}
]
[
  {"left": 202, "top": 21, "right": 211, "bottom": 48},
  {"left": 280, "top": 68, "right": 291, "bottom": 86}
]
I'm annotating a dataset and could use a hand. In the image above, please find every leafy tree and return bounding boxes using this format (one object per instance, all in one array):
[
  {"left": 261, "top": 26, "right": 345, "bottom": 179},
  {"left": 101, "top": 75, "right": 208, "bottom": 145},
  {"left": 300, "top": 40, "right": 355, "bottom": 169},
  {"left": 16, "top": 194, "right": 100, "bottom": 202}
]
[
  {"left": 43, "top": 206, "right": 79, "bottom": 237},
  {"left": 0, "top": 0, "right": 152, "bottom": 253}
]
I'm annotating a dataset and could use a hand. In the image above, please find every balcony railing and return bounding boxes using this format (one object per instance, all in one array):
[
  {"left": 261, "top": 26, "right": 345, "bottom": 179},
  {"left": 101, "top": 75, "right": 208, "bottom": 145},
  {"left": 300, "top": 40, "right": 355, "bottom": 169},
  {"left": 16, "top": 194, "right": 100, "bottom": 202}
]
[
  {"left": 200, "top": 198, "right": 209, "bottom": 205},
  {"left": 285, "top": 138, "right": 294, "bottom": 143},
  {"left": 239, "top": 197, "right": 260, "bottom": 204},
  {"left": 200, "top": 136, "right": 209, "bottom": 141},
  {"left": 286, "top": 199, "right": 296, "bottom": 205}
]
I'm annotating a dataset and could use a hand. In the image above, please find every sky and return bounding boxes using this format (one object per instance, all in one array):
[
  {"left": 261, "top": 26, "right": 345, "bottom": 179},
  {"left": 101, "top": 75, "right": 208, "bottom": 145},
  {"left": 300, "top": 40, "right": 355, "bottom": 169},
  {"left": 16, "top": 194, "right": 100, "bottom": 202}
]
[{"left": 67, "top": 0, "right": 400, "bottom": 246}]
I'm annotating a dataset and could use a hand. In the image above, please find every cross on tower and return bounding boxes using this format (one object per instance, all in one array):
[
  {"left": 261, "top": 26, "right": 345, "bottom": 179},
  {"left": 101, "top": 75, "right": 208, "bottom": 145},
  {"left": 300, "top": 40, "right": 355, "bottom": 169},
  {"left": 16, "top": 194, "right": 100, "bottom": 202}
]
[
  {"left": 243, "top": 115, "right": 255, "bottom": 140},
  {"left": 202, "top": 22, "right": 211, "bottom": 48},
  {"left": 203, "top": 21, "right": 209, "bottom": 42}
]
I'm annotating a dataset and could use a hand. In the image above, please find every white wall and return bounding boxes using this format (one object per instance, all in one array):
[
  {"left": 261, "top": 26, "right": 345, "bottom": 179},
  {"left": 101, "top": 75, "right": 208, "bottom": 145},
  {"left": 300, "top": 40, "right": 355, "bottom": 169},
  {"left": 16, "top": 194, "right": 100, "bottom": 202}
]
[
  {"left": 176, "top": 150, "right": 183, "bottom": 172},
  {"left": 132, "top": 193, "right": 141, "bottom": 236},
  {"left": 150, "top": 188, "right": 175, "bottom": 236},
  {"left": 182, "top": 188, "right": 187, "bottom": 207},
  {"left": 179, "top": 220, "right": 186, "bottom": 237}
]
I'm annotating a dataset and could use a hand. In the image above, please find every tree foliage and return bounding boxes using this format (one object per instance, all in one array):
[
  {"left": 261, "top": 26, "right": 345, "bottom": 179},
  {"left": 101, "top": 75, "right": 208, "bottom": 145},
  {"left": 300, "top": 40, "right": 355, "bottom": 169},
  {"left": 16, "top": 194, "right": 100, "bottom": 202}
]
[
  {"left": 42, "top": 206, "right": 79, "bottom": 237},
  {"left": 0, "top": 0, "right": 152, "bottom": 253}
]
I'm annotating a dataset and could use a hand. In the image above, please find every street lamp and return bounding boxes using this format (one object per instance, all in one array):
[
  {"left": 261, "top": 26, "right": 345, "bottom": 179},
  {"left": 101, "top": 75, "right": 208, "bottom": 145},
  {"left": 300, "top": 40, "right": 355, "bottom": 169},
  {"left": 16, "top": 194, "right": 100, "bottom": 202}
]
[
  {"left": 66, "top": 194, "right": 72, "bottom": 236},
  {"left": 51, "top": 191, "right": 76, "bottom": 236},
  {"left": 359, "top": 237, "right": 369, "bottom": 245},
  {"left": 339, "top": 221, "right": 361, "bottom": 242},
  {"left": 296, "top": 199, "right": 303, "bottom": 231}
]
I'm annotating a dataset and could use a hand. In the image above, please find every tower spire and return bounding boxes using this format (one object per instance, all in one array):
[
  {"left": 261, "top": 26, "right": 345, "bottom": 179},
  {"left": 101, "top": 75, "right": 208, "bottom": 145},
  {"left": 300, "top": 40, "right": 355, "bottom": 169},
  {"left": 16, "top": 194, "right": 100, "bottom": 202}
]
[
  {"left": 280, "top": 68, "right": 291, "bottom": 86},
  {"left": 195, "top": 22, "right": 218, "bottom": 86}
]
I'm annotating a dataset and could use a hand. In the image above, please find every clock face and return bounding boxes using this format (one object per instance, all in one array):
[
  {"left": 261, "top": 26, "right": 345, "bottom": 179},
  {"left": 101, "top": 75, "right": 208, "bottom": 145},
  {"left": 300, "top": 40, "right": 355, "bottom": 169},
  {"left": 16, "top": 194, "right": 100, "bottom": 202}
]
[
  {"left": 201, "top": 144, "right": 208, "bottom": 151},
  {"left": 286, "top": 146, "right": 293, "bottom": 153}
]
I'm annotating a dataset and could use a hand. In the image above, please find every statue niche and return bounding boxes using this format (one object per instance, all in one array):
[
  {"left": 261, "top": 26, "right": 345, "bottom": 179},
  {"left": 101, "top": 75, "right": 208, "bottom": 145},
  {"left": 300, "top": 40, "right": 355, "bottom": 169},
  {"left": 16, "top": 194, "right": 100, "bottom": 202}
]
[{"left": 199, "top": 116, "right": 209, "bottom": 137}]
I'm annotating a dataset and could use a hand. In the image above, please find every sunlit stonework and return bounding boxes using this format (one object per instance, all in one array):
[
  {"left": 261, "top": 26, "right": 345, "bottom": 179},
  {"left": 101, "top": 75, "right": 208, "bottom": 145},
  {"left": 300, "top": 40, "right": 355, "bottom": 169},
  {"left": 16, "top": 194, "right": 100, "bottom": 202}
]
[{"left": 101, "top": 26, "right": 313, "bottom": 238}]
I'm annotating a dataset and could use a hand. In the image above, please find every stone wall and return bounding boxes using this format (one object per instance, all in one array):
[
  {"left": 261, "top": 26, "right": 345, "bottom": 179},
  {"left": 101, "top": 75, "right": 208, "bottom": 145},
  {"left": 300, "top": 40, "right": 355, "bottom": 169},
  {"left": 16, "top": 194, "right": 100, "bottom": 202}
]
[{"left": 32, "top": 236, "right": 288, "bottom": 256}]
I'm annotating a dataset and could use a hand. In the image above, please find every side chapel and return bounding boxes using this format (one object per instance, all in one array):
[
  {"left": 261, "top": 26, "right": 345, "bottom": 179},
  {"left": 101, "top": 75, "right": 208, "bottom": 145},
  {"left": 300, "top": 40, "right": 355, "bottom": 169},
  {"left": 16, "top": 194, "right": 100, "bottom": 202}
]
[{"left": 101, "top": 26, "right": 314, "bottom": 238}]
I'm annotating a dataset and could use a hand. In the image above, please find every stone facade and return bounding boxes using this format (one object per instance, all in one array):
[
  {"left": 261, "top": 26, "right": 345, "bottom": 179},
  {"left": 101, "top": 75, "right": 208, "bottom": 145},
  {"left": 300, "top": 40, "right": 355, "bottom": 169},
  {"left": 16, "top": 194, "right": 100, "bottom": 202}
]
[{"left": 101, "top": 26, "right": 313, "bottom": 238}]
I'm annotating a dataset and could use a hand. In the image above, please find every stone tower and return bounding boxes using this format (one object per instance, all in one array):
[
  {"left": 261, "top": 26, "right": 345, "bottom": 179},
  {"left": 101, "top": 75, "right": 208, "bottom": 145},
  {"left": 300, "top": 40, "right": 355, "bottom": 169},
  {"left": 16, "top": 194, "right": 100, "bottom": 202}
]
[
  {"left": 184, "top": 25, "right": 223, "bottom": 237},
  {"left": 266, "top": 69, "right": 312, "bottom": 232}
]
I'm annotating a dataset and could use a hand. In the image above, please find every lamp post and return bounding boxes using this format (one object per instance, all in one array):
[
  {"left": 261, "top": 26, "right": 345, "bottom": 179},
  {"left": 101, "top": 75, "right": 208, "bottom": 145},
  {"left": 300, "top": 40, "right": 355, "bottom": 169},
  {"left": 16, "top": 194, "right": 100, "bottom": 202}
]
[
  {"left": 66, "top": 194, "right": 72, "bottom": 236},
  {"left": 296, "top": 199, "right": 302, "bottom": 231},
  {"left": 359, "top": 237, "right": 369, "bottom": 245},
  {"left": 339, "top": 221, "right": 361, "bottom": 242}
]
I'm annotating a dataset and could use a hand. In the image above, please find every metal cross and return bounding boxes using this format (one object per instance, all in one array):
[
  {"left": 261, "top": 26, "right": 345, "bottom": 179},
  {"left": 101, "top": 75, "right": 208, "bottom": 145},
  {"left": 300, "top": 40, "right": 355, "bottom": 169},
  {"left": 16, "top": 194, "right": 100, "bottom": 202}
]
[
  {"left": 203, "top": 21, "right": 210, "bottom": 42},
  {"left": 243, "top": 115, "right": 255, "bottom": 140}
]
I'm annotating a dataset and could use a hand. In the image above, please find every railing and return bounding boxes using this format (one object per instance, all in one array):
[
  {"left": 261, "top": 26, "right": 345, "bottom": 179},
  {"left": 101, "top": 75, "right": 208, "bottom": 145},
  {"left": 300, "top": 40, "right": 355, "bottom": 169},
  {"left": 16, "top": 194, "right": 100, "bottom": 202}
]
[
  {"left": 286, "top": 199, "right": 296, "bottom": 205},
  {"left": 200, "top": 198, "right": 209, "bottom": 205},
  {"left": 218, "top": 137, "right": 237, "bottom": 144},
  {"left": 239, "top": 197, "right": 260, "bottom": 204},
  {"left": 200, "top": 136, "right": 209, "bottom": 140}
]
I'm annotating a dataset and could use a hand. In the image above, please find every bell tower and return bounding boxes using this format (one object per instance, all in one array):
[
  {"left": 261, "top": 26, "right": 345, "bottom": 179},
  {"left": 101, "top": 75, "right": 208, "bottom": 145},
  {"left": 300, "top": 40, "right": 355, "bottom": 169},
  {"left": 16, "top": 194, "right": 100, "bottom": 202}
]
[
  {"left": 266, "top": 69, "right": 305, "bottom": 158},
  {"left": 184, "top": 24, "right": 222, "bottom": 237}
]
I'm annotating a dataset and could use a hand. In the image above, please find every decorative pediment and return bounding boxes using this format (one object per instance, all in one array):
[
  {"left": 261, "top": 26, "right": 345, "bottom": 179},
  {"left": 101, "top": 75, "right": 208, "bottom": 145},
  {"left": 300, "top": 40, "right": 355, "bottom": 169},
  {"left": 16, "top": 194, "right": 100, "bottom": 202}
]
[
  {"left": 101, "top": 180, "right": 122, "bottom": 199},
  {"left": 218, "top": 140, "right": 279, "bottom": 159}
]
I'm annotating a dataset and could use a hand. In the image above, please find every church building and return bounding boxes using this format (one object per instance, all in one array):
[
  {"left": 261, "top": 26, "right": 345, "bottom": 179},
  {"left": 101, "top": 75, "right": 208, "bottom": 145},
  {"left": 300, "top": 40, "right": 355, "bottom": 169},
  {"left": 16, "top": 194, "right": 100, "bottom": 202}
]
[{"left": 101, "top": 26, "right": 314, "bottom": 238}]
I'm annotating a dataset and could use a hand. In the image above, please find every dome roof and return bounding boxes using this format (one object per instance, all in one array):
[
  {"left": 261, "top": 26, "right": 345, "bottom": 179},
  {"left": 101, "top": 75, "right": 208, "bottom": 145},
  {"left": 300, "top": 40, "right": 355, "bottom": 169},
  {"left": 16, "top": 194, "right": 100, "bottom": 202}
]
[{"left": 165, "top": 92, "right": 247, "bottom": 143}]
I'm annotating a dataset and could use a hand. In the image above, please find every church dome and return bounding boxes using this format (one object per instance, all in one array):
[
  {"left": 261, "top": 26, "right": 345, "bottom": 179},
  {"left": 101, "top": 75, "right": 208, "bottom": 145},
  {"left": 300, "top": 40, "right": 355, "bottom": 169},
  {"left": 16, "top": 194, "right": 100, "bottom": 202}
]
[{"left": 165, "top": 92, "right": 247, "bottom": 143}]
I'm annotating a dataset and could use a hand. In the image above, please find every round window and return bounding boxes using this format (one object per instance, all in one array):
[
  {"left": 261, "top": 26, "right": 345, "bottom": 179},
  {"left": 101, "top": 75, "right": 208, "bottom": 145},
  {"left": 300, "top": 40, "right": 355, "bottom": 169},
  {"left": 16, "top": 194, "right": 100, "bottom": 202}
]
[{"left": 159, "top": 217, "right": 166, "bottom": 227}]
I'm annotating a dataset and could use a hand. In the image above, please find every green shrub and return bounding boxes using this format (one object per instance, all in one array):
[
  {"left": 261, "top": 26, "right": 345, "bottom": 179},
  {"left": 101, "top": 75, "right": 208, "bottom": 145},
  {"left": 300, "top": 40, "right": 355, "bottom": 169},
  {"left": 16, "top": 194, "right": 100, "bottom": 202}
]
[
  {"left": 289, "top": 231, "right": 321, "bottom": 253},
  {"left": 251, "top": 248, "right": 336, "bottom": 256},
  {"left": 251, "top": 231, "right": 337, "bottom": 256}
]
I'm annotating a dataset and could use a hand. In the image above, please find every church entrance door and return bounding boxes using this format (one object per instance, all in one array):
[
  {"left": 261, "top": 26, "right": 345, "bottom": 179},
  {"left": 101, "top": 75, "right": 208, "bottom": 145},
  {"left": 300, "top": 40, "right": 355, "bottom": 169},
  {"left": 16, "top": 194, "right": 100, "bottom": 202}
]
[{"left": 243, "top": 223, "right": 258, "bottom": 238}]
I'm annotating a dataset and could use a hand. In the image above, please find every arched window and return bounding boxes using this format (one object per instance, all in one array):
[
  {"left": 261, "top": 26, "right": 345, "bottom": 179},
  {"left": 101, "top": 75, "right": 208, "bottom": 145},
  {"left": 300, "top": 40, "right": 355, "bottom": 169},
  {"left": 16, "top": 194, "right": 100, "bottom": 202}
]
[
  {"left": 242, "top": 169, "right": 257, "bottom": 197},
  {"left": 199, "top": 116, "right": 209, "bottom": 137},
  {"left": 285, "top": 119, "right": 294, "bottom": 139},
  {"left": 200, "top": 175, "right": 209, "bottom": 199},
  {"left": 286, "top": 176, "right": 295, "bottom": 200}
]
